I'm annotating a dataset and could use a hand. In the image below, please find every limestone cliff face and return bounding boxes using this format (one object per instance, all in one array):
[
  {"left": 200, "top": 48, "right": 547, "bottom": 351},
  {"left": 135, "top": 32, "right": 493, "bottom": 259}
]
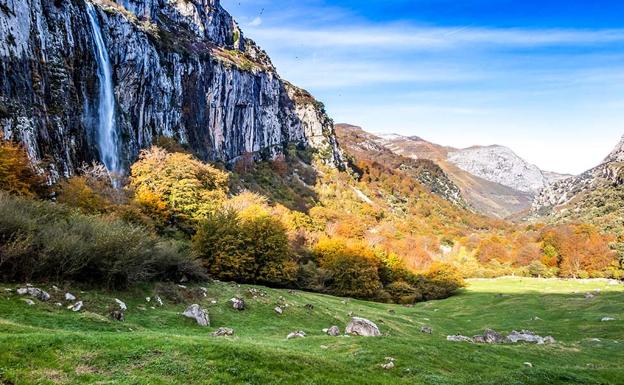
[{"left": 0, "top": 0, "right": 343, "bottom": 178}]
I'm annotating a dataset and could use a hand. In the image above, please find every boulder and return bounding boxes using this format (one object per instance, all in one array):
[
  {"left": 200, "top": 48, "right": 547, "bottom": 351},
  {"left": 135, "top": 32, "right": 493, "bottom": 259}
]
[
  {"left": 381, "top": 361, "right": 395, "bottom": 370},
  {"left": 447, "top": 335, "right": 473, "bottom": 343},
  {"left": 274, "top": 306, "right": 283, "bottom": 315},
  {"left": 505, "top": 330, "right": 555, "bottom": 344},
  {"left": 420, "top": 326, "right": 433, "bottom": 334},
  {"left": 287, "top": 331, "right": 306, "bottom": 339},
  {"left": 211, "top": 327, "right": 234, "bottom": 337},
  {"left": 345, "top": 317, "right": 381, "bottom": 337},
  {"left": 326, "top": 326, "right": 341, "bottom": 336},
  {"left": 65, "top": 293, "right": 76, "bottom": 301},
  {"left": 68, "top": 301, "right": 83, "bottom": 312},
  {"left": 230, "top": 298, "right": 245, "bottom": 310},
  {"left": 482, "top": 329, "right": 505, "bottom": 344},
  {"left": 114, "top": 299, "right": 127, "bottom": 311},
  {"left": 17, "top": 287, "right": 50, "bottom": 301},
  {"left": 182, "top": 304, "right": 210, "bottom": 326}
]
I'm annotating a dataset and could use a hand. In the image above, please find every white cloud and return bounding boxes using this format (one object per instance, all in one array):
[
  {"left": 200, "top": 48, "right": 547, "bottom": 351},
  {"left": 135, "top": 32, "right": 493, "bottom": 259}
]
[{"left": 248, "top": 16, "right": 263, "bottom": 27}]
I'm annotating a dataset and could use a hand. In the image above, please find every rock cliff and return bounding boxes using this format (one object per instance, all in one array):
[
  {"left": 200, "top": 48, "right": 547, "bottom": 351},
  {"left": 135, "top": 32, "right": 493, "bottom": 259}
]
[{"left": 0, "top": 0, "right": 343, "bottom": 179}]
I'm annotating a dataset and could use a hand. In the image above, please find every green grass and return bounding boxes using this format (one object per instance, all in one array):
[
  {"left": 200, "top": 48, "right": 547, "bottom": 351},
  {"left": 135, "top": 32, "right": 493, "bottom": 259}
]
[{"left": 0, "top": 278, "right": 622, "bottom": 384}]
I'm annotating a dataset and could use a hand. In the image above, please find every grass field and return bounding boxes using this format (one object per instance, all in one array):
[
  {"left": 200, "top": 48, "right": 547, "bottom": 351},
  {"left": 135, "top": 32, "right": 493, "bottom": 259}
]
[{"left": 0, "top": 277, "right": 622, "bottom": 385}]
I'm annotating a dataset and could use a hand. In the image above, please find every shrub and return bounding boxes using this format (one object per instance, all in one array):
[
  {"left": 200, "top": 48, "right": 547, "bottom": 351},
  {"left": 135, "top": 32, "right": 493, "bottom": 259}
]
[
  {"left": 193, "top": 210, "right": 297, "bottom": 285},
  {"left": 0, "top": 133, "right": 46, "bottom": 197},
  {"left": 385, "top": 280, "right": 421, "bottom": 304},
  {"left": 0, "top": 193, "right": 203, "bottom": 287},
  {"left": 419, "top": 262, "right": 465, "bottom": 300},
  {"left": 314, "top": 238, "right": 382, "bottom": 299}
]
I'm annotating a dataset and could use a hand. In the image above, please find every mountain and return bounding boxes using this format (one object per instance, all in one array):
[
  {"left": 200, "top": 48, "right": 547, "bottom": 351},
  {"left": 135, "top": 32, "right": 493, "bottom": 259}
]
[
  {"left": 447, "top": 145, "right": 568, "bottom": 193},
  {"left": 532, "top": 134, "right": 624, "bottom": 217},
  {"left": 372, "top": 132, "right": 567, "bottom": 218},
  {"left": 0, "top": 0, "right": 343, "bottom": 178},
  {"left": 335, "top": 124, "right": 464, "bottom": 206}
]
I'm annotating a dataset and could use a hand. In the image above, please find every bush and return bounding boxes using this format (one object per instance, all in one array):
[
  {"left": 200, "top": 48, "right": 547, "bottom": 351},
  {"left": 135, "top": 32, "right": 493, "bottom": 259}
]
[
  {"left": 193, "top": 210, "right": 297, "bottom": 285},
  {"left": 385, "top": 280, "right": 422, "bottom": 304},
  {"left": 418, "top": 263, "right": 465, "bottom": 300},
  {"left": 0, "top": 193, "right": 203, "bottom": 288},
  {"left": 314, "top": 238, "right": 382, "bottom": 299}
]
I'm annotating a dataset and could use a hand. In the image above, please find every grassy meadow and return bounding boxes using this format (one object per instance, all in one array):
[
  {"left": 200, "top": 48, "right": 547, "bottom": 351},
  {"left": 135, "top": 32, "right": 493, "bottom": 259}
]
[{"left": 0, "top": 277, "right": 622, "bottom": 385}]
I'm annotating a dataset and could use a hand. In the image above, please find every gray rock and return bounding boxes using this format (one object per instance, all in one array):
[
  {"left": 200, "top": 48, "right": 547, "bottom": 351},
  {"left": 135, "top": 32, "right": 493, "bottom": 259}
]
[
  {"left": 65, "top": 293, "right": 76, "bottom": 301},
  {"left": 17, "top": 287, "right": 50, "bottom": 301},
  {"left": 420, "top": 326, "right": 433, "bottom": 334},
  {"left": 110, "top": 310, "right": 125, "bottom": 321},
  {"left": 274, "top": 306, "right": 283, "bottom": 315},
  {"left": 182, "top": 304, "right": 210, "bottom": 327},
  {"left": 482, "top": 329, "right": 505, "bottom": 344},
  {"left": 287, "top": 331, "right": 306, "bottom": 339},
  {"left": 524, "top": 362, "right": 533, "bottom": 368},
  {"left": 447, "top": 335, "right": 473, "bottom": 343},
  {"left": 345, "top": 317, "right": 381, "bottom": 337},
  {"left": 23, "top": 299, "right": 35, "bottom": 306},
  {"left": 381, "top": 361, "right": 395, "bottom": 370},
  {"left": 211, "top": 327, "right": 234, "bottom": 337},
  {"left": 114, "top": 298, "right": 127, "bottom": 311},
  {"left": 68, "top": 301, "right": 83, "bottom": 312},
  {"left": 326, "top": 326, "right": 341, "bottom": 336},
  {"left": 505, "top": 330, "right": 555, "bottom": 344},
  {"left": 154, "top": 296, "right": 164, "bottom": 307},
  {"left": 601, "top": 317, "right": 616, "bottom": 322},
  {"left": 585, "top": 293, "right": 595, "bottom": 299},
  {"left": 230, "top": 298, "right": 245, "bottom": 311}
]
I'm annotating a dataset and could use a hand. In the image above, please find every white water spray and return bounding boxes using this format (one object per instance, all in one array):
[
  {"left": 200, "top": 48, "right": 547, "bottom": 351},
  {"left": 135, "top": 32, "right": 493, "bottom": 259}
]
[{"left": 86, "top": 2, "right": 121, "bottom": 179}]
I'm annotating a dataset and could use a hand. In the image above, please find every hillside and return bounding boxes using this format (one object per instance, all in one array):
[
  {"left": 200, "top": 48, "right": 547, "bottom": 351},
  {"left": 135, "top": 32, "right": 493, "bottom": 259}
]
[
  {"left": 1, "top": 278, "right": 622, "bottom": 384},
  {"left": 359, "top": 128, "right": 537, "bottom": 218}
]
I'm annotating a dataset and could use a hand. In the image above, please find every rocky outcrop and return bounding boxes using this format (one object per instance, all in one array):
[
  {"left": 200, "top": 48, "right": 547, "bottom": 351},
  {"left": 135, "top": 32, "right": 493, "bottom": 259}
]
[
  {"left": 532, "top": 134, "right": 624, "bottom": 214},
  {"left": 182, "top": 304, "right": 209, "bottom": 326},
  {"left": 0, "top": 0, "right": 343, "bottom": 179}
]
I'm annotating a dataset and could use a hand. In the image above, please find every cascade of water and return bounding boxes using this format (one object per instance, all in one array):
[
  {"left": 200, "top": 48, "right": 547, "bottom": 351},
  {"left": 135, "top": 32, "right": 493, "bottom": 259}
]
[{"left": 85, "top": 1, "right": 121, "bottom": 181}]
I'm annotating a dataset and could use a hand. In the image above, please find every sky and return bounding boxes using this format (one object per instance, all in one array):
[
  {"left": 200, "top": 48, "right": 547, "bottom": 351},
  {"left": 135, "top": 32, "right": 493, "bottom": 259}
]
[{"left": 222, "top": 0, "right": 624, "bottom": 174}]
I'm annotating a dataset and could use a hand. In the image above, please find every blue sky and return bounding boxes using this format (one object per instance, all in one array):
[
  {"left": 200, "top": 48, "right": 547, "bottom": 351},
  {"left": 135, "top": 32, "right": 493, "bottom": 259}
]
[{"left": 222, "top": 0, "right": 624, "bottom": 174}]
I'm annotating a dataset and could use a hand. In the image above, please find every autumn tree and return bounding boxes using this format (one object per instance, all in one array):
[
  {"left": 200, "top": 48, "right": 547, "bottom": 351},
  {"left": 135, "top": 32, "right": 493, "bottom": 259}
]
[{"left": 0, "top": 133, "right": 45, "bottom": 196}]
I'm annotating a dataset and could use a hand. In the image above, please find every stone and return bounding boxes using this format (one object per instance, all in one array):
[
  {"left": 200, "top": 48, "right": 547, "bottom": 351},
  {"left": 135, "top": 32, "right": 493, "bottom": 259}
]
[
  {"left": 110, "top": 310, "right": 125, "bottom": 321},
  {"left": 381, "top": 361, "right": 395, "bottom": 370},
  {"left": 54, "top": 302, "right": 62, "bottom": 307},
  {"left": 287, "top": 331, "right": 306, "bottom": 339},
  {"left": 304, "top": 304, "right": 314, "bottom": 311},
  {"left": 601, "top": 317, "right": 615, "bottom": 322},
  {"left": 524, "top": 362, "right": 533, "bottom": 368},
  {"left": 230, "top": 298, "right": 245, "bottom": 310},
  {"left": 68, "top": 301, "right": 83, "bottom": 312},
  {"left": 420, "top": 326, "right": 433, "bottom": 334},
  {"left": 114, "top": 299, "right": 127, "bottom": 311},
  {"left": 482, "top": 329, "right": 505, "bottom": 344},
  {"left": 505, "top": 330, "right": 555, "bottom": 344},
  {"left": 211, "top": 327, "right": 234, "bottom": 337},
  {"left": 182, "top": 304, "right": 210, "bottom": 327},
  {"left": 154, "top": 296, "right": 164, "bottom": 306},
  {"left": 65, "top": 293, "right": 76, "bottom": 301},
  {"left": 146, "top": 297, "right": 151, "bottom": 302},
  {"left": 447, "top": 335, "right": 473, "bottom": 343},
  {"left": 274, "top": 306, "right": 283, "bottom": 315},
  {"left": 17, "top": 287, "right": 50, "bottom": 301},
  {"left": 326, "top": 326, "right": 340, "bottom": 336},
  {"left": 584, "top": 293, "right": 595, "bottom": 299},
  {"left": 345, "top": 317, "right": 381, "bottom": 337},
  {"left": 23, "top": 299, "right": 35, "bottom": 306}
]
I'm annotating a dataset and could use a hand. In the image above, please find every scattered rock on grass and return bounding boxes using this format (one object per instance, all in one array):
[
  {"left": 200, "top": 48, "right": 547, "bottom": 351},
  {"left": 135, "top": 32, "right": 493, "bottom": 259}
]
[
  {"left": 584, "top": 293, "right": 595, "bottom": 299},
  {"left": 23, "top": 299, "right": 35, "bottom": 306},
  {"left": 524, "top": 362, "right": 533, "bottom": 368},
  {"left": 326, "top": 326, "right": 340, "bottom": 336},
  {"left": 346, "top": 317, "right": 381, "bottom": 337},
  {"left": 274, "top": 306, "right": 283, "bottom": 315},
  {"left": 110, "top": 310, "right": 125, "bottom": 321},
  {"left": 17, "top": 287, "right": 50, "bottom": 301},
  {"left": 230, "top": 298, "right": 245, "bottom": 310},
  {"left": 287, "top": 331, "right": 306, "bottom": 339},
  {"left": 212, "top": 327, "right": 234, "bottom": 337},
  {"left": 154, "top": 295, "right": 164, "bottom": 306},
  {"left": 447, "top": 335, "right": 473, "bottom": 343},
  {"left": 182, "top": 304, "right": 210, "bottom": 326},
  {"left": 420, "top": 326, "right": 433, "bottom": 334},
  {"left": 381, "top": 357, "right": 395, "bottom": 370},
  {"left": 114, "top": 299, "right": 127, "bottom": 311},
  {"left": 65, "top": 293, "right": 76, "bottom": 301},
  {"left": 505, "top": 330, "right": 555, "bottom": 344},
  {"left": 68, "top": 301, "right": 83, "bottom": 312},
  {"left": 601, "top": 317, "right": 615, "bottom": 322}
]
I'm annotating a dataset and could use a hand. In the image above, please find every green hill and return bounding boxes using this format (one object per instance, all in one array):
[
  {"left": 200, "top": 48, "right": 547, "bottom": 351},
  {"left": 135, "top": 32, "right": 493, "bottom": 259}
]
[{"left": 1, "top": 278, "right": 622, "bottom": 385}]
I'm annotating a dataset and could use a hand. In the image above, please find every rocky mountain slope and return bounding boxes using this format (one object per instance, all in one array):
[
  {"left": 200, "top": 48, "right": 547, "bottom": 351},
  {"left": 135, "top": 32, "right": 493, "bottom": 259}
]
[
  {"left": 0, "top": 0, "right": 343, "bottom": 179},
  {"left": 373, "top": 133, "right": 551, "bottom": 218},
  {"left": 335, "top": 124, "right": 464, "bottom": 206},
  {"left": 532, "top": 135, "right": 624, "bottom": 216},
  {"left": 447, "top": 145, "right": 568, "bottom": 194}
]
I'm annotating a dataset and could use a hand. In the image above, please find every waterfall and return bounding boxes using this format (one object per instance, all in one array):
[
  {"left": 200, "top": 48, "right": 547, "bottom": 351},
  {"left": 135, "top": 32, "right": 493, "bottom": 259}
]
[{"left": 85, "top": 2, "right": 121, "bottom": 180}]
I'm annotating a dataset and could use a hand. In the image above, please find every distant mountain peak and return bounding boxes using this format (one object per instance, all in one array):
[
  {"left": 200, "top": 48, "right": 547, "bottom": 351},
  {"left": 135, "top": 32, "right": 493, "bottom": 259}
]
[{"left": 603, "top": 134, "right": 624, "bottom": 164}]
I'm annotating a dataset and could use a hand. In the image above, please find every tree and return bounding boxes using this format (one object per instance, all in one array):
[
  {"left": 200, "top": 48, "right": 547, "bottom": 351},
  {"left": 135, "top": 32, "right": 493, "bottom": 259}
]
[
  {"left": 130, "top": 147, "right": 229, "bottom": 221},
  {"left": 314, "top": 238, "right": 382, "bottom": 298},
  {"left": 0, "top": 133, "right": 45, "bottom": 197},
  {"left": 193, "top": 210, "right": 296, "bottom": 285}
]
